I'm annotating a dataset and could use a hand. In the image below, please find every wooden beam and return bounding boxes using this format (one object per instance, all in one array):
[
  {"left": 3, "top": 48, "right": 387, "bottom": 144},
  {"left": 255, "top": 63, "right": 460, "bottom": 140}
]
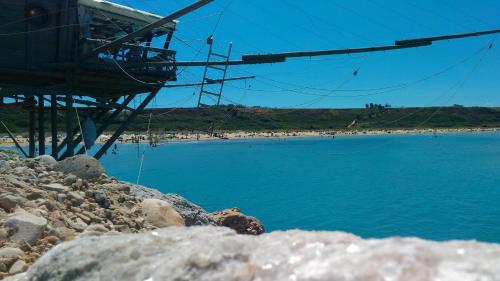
[
  {"left": 396, "top": 28, "right": 500, "bottom": 46},
  {"left": 0, "top": 121, "right": 28, "bottom": 158},
  {"left": 241, "top": 42, "right": 432, "bottom": 61}
]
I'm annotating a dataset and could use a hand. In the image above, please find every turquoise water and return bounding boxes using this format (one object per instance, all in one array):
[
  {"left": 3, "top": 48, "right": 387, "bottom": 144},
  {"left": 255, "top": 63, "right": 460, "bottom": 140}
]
[
  {"left": 97, "top": 132, "right": 500, "bottom": 242},
  {"left": 4, "top": 133, "right": 500, "bottom": 242}
]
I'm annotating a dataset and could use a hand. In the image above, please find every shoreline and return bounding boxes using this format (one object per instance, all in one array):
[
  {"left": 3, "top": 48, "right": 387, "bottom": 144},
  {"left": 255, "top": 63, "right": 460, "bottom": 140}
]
[{"left": 1, "top": 127, "right": 498, "bottom": 146}]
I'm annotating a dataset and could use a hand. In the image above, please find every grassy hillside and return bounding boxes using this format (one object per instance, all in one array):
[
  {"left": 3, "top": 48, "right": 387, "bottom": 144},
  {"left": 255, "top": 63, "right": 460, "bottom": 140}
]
[{"left": 1, "top": 105, "right": 500, "bottom": 134}]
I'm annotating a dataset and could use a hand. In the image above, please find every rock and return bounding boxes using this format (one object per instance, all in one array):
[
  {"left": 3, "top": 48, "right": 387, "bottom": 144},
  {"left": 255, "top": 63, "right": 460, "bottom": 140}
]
[
  {"left": 80, "top": 224, "right": 109, "bottom": 237},
  {"left": 11, "top": 226, "right": 500, "bottom": 281},
  {"left": 4, "top": 210, "right": 48, "bottom": 245},
  {"left": 5, "top": 177, "right": 30, "bottom": 190},
  {"left": 140, "top": 199, "right": 185, "bottom": 228},
  {"left": 54, "top": 227, "right": 76, "bottom": 241},
  {"left": 3, "top": 273, "right": 26, "bottom": 281},
  {"left": 0, "top": 228, "right": 9, "bottom": 239},
  {"left": 56, "top": 193, "right": 66, "bottom": 203},
  {"left": 211, "top": 208, "right": 264, "bottom": 235},
  {"left": 53, "top": 155, "right": 106, "bottom": 180},
  {"left": 94, "top": 190, "right": 110, "bottom": 208},
  {"left": 40, "top": 183, "right": 70, "bottom": 193},
  {"left": 8, "top": 260, "right": 26, "bottom": 275},
  {"left": 0, "top": 248, "right": 24, "bottom": 260},
  {"left": 0, "top": 160, "right": 9, "bottom": 172},
  {"left": 34, "top": 155, "right": 57, "bottom": 167},
  {"left": 67, "top": 192, "right": 84, "bottom": 206},
  {"left": 130, "top": 185, "right": 216, "bottom": 226},
  {"left": 0, "top": 195, "right": 27, "bottom": 212},
  {"left": 26, "top": 190, "right": 45, "bottom": 201},
  {"left": 63, "top": 174, "right": 78, "bottom": 186}
]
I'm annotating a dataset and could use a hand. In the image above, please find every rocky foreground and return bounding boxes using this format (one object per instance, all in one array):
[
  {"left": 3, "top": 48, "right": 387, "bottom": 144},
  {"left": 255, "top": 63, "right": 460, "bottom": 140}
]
[
  {"left": 0, "top": 150, "right": 262, "bottom": 279},
  {"left": 1, "top": 150, "right": 500, "bottom": 281}
]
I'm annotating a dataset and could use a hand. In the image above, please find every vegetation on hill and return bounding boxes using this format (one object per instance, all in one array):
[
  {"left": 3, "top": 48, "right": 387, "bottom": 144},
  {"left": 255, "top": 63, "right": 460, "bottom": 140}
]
[{"left": 1, "top": 105, "right": 499, "bottom": 134}]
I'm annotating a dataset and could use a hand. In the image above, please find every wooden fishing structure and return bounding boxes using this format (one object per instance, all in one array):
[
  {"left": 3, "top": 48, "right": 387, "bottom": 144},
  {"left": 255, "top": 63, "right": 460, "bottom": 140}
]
[{"left": 0, "top": 0, "right": 498, "bottom": 160}]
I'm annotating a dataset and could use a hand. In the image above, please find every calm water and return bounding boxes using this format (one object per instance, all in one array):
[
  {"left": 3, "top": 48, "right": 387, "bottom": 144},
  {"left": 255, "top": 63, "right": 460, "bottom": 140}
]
[
  {"left": 4, "top": 133, "right": 500, "bottom": 242},
  {"left": 96, "top": 132, "right": 500, "bottom": 242}
]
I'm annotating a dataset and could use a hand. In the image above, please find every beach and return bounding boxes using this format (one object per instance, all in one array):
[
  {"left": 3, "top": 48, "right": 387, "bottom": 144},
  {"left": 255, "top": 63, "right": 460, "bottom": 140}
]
[{"left": 1, "top": 127, "right": 498, "bottom": 146}]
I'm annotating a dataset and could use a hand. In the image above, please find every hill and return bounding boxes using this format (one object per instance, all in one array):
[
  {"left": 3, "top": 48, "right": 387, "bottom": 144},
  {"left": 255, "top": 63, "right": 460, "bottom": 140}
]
[{"left": 1, "top": 106, "right": 499, "bottom": 134}]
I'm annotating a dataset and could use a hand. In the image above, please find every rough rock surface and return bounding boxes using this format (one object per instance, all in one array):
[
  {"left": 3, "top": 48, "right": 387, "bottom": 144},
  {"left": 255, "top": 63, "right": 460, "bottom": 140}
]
[
  {"left": 6, "top": 226, "right": 500, "bottom": 281},
  {"left": 53, "top": 155, "right": 105, "bottom": 180},
  {"left": 4, "top": 210, "right": 47, "bottom": 245},
  {"left": 211, "top": 208, "right": 264, "bottom": 235},
  {"left": 0, "top": 149, "right": 257, "bottom": 279},
  {"left": 130, "top": 185, "right": 216, "bottom": 226}
]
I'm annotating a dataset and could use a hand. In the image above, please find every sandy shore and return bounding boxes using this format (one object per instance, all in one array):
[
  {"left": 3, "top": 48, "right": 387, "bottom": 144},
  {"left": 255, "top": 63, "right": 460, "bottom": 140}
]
[{"left": 1, "top": 128, "right": 498, "bottom": 146}]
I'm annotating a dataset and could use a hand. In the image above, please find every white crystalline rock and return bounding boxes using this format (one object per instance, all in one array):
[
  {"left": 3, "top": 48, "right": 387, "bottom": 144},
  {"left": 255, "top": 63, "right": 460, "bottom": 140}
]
[{"left": 6, "top": 226, "right": 500, "bottom": 281}]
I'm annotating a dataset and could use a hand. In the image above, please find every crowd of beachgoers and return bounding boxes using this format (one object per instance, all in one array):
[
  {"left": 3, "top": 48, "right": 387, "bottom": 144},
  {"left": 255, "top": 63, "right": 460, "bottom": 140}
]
[{"left": 1, "top": 127, "right": 498, "bottom": 146}]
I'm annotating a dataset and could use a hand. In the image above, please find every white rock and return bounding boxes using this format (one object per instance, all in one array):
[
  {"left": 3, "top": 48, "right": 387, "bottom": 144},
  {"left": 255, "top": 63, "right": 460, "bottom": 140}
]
[
  {"left": 9, "top": 260, "right": 27, "bottom": 274},
  {"left": 35, "top": 155, "right": 57, "bottom": 167},
  {"left": 53, "top": 155, "right": 106, "bottom": 180},
  {"left": 140, "top": 199, "right": 185, "bottom": 228},
  {"left": 0, "top": 247, "right": 24, "bottom": 259},
  {"left": 4, "top": 210, "right": 48, "bottom": 245},
  {"left": 12, "top": 227, "right": 500, "bottom": 281}
]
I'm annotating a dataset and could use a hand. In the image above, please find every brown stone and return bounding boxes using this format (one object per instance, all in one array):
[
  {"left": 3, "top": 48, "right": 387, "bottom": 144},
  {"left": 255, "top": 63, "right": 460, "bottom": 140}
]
[{"left": 210, "top": 208, "right": 264, "bottom": 235}]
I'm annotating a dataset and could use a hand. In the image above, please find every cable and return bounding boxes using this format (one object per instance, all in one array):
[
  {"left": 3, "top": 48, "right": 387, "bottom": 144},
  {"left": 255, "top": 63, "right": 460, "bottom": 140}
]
[
  {"left": 74, "top": 107, "right": 87, "bottom": 155},
  {"left": 136, "top": 113, "right": 152, "bottom": 184}
]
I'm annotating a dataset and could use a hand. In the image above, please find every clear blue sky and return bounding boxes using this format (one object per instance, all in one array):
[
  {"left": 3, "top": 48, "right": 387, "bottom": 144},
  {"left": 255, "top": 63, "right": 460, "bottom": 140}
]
[{"left": 115, "top": 0, "right": 500, "bottom": 109}]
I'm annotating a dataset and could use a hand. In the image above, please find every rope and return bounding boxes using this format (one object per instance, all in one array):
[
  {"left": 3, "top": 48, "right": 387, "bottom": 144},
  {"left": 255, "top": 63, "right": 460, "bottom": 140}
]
[
  {"left": 136, "top": 113, "right": 153, "bottom": 185},
  {"left": 74, "top": 107, "right": 87, "bottom": 155}
]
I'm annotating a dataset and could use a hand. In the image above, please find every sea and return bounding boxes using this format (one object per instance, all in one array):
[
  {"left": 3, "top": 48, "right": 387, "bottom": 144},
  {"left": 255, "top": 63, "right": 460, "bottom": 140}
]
[{"left": 3, "top": 132, "right": 500, "bottom": 242}]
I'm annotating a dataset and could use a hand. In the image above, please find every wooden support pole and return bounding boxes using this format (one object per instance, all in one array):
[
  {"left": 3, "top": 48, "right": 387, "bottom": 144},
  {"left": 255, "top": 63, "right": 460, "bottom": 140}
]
[
  {"left": 65, "top": 94, "right": 74, "bottom": 157},
  {"left": 94, "top": 90, "right": 159, "bottom": 160},
  {"left": 38, "top": 94, "right": 45, "bottom": 155},
  {"left": 28, "top": 97, "right": 36, "bottom": 158},
  {"left": 51, "top": 94, "right": 58, "bottom": 159},
  {"left": 0, "top": 121, "right": 28, "bottom": 158},
  {"left": 75, "top": 95, "right": 136, "bottom": 156}
]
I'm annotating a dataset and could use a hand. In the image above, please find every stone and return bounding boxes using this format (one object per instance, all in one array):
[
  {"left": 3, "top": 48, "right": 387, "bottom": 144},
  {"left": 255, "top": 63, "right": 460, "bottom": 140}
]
[
  {"left": 0, "top": 228, "right": 9, "bottom": 240},
  {"left": 3, "top": 273, "right": 26, "bottom": 281},
  {"left": 63, "top": 175, "right": 78, "bottom": 186},
  {"left": 211, "top": 208, "right": 264, "bottom": 235},
  {"left": 53, "top": 155, "right": 106, "bottom": 180},
  {"left": 26, "top": 190, "right": 45, "bottom": 201},
  {"left": 34, "top": 155, "right": 57, "bottom": 167},
  {"left": 80, "top": 224, "right": 109, "bottom": 237},
  {"left": 10, "top": 226, "right": 500, "bottom": 281},
  {"left": 0, "top": 195, "right": 26, "bottom": 212},
  {"left": 140, "top": 199, "right": 185, "bottom": 228},
  {"left": 5, "top": 177, "right": 30, "bottom": 190},
  {"left": 0, "top": 248, "right": 24, "bottom": 260},
  {"left": 8, "top": 260, "right": 26, "bottom": 275},
  {"left": 56, "top": 193, "right": 66, "bottom": 203},
  {"left": 93, "top": 190, "right": 108, "bottom": 207},
  {"left": 67, "top": 192, "right": 84, "bottom": 206},
  {"left": 40, "top": 183, "right": 69, "bottom": 193},
  {"left": 130, "top": 185, "right": 216, "bottom": 226},
  {"left": 4, "top": 211, "right": 48, "bottom": 245},
  {"left": 54, "top": 227, "right": 76, "bottom": 241}
]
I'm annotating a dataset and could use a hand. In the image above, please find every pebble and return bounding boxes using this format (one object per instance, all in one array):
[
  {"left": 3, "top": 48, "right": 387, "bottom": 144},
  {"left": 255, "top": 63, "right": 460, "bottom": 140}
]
[
  {"left": 56, "top": 194, "right": 66, "bottom": 203},
  {"left": 40, "top": 183, "right": 70, "bottom": 193},
  {"left": 8, "top": 260, "right": 27, "bottom": 275}
]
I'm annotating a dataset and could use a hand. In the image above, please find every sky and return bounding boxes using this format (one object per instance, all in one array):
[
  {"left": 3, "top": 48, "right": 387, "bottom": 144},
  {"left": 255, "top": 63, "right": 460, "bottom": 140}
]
[{"left": 115, "top": 0, "right": 500, "bottom": 109}]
